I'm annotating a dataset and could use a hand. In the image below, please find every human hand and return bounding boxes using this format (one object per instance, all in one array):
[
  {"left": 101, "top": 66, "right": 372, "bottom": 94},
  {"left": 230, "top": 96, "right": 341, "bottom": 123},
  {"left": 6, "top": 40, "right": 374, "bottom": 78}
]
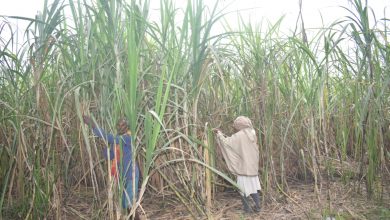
[
  {"left": 212, "top": 128, "right": 221, "bottom": 134},
  {"left": 82, "top": 115, "right": 95, "bottom": 128},
  {"left": 82, "top": 115, "right": 90, "bottom": 125}
]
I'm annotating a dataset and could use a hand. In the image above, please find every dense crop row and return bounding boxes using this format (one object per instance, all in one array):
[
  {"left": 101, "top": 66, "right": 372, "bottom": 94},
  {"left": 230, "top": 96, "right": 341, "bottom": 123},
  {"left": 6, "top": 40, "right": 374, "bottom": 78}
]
[{"left": 0, "top": 0, "right": 389, "bottom": 218}]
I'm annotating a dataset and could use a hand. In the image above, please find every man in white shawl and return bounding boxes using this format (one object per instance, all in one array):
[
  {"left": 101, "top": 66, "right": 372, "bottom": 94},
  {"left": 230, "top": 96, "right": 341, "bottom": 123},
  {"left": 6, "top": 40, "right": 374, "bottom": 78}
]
[{"left": 214, "top": 116, "right": 261, "bottom": 213}]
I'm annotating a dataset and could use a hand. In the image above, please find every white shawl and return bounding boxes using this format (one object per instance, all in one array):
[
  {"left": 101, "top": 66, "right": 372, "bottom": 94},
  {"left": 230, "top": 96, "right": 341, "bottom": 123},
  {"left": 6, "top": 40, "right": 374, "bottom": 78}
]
[{"left": 216, "top": 116, "right": 259, "bottom": 176}]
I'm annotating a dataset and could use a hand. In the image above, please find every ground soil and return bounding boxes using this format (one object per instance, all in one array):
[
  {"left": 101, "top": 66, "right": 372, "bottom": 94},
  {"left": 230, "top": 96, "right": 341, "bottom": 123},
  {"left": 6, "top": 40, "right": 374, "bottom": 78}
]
[
  {"left": 58, "top": 179, "right": 390, "bottom": 220},
  {"left": 140, "top": 180, "right": 390, "bottom": 220}
]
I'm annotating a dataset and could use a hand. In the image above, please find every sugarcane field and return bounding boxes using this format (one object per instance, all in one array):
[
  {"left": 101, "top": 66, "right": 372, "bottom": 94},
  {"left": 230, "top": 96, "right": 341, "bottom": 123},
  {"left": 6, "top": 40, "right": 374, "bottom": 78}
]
[{"left": 1, "top": 0, "right": 390, "bottom": 219}]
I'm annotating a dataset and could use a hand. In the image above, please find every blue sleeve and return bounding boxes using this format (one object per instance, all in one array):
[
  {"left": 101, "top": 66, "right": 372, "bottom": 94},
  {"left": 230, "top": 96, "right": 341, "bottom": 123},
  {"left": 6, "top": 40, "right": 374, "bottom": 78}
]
[
  {"left": 92, "top": 127, "right": 119, "bottom": 144},
  {"left": 101, "top": 135, "right": 132, "bottom": 161},
  {"left": 102, "top": 147, "right": 115, "bottom": 160},
  {"left": 122, "top": 135, "right": 132, "bottom": 146},
  {"left": 92, "top": 127, "right": 119, "bottom": 160}
]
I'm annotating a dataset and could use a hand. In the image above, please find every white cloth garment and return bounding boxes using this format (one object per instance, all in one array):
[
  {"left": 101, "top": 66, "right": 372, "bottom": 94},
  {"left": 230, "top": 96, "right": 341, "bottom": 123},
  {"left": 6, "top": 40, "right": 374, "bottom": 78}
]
[
  {"left": 216, "top": 116, "right": 262, "bottom": 196},
  {"left": 216, "top": 127, "right": 259, "bottom": 175},
  {"left": 237, "top": 175, "right": 261, "bottom": 197}
]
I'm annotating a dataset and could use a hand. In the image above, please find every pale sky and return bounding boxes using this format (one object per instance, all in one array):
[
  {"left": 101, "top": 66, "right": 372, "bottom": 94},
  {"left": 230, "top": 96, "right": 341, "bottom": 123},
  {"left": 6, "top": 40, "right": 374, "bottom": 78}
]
[{"left": 0, "top": 0, "right": 389, "bottom": 40}]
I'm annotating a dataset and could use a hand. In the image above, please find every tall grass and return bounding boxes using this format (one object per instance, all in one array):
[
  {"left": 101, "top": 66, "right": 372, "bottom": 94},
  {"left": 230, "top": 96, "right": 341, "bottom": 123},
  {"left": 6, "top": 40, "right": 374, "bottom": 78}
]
[{"left": 0, "top": 0, "right": 389, "bottom": 218}]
